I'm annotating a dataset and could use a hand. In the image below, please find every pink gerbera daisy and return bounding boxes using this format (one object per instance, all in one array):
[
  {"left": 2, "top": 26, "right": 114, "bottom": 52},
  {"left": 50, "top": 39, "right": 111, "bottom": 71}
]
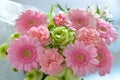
[
  {"left": 38, "top": 49, "right": 64, "bottom": 75},
  {"left": 96, "top": 19, "right": 118, "bottom": 45},
  {"left": 28, "top": 26, "right": 50, "bottom": 46},
  {"left": 15, "top": 10, "right": 48, "bottom": 34},
  {"left": 65, "top": 9, "right": 96, "bottom": 30},
  {"left": 7, "top": 35, "right": 44, "bottom": 71},
  {"left": 76, "top": 28, "right": 101, "bottom": 45},
  {"left": 96, "top": 43, "right": 114, "bottom": 76},
  {"left": 63, "top": 41, "right": 98, "bottom": 76}
]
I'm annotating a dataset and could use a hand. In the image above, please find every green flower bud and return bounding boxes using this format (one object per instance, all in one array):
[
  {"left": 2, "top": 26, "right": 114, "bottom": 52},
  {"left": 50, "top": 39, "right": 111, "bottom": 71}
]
[
  {"left": 13, "top": 68, "right": 18, "bottom": 72},
  {"left": 50, "top": 26, "right": 75, "bottom": 49},
  {"left": 10, "top": 32, "right": 20, "bottom": 41},
  {"left": 0, "top": 43, "right": 9, "bottom": 59}
]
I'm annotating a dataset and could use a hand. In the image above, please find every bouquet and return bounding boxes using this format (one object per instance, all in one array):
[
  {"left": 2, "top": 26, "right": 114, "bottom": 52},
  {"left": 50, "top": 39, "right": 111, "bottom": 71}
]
[{"left": 0, "top": 4, "right": 118, "bottom": 80}]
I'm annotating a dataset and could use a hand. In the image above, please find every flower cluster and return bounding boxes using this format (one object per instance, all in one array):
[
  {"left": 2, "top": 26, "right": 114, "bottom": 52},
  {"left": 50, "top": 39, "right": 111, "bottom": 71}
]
[{"left": 0, "top": 5, "right": 118, "bottom": 80}]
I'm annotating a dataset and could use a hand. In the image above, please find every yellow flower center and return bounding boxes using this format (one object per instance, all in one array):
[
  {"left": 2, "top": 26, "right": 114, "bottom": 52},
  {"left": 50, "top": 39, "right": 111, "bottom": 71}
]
[
  {"left": 28, "top": 20, "right": 36, "bottom": 27},
  {"left": 23, "top": 50, "right": 31, "bottom": 58},
  {"left": 96, "top": 53, "right": 103, "bottom": 61},
  {"left": 100, "top": 26, "right": 106, "bottom": 32},
  {"left": 77, "top": 20, "right": 82, "bottom": 24},
  {"left": 76, "top": 54, "right": 85, "bottom": 62}
]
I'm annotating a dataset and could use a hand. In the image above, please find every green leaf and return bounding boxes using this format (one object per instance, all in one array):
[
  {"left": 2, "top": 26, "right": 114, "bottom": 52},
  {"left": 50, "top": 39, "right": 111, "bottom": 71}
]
[
  {"left": 48, "top": 5, "right": 55, "bottom": 24},
  {"left": 96, "top": 5, "right": 101, "bottom": 15},
  {"left": 56, "top": 3, "right": 65, "bottom": 11}
]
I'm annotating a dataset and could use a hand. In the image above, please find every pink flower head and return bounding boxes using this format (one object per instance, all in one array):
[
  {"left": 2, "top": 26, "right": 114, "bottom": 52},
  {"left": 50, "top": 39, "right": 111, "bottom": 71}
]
[
  {"left": 38, "top": 49, "right": 64, "bottom": 75},
  {"left": 76, "top": 28, "right": 101, "bottom": 45},
  {"left": 53, "top": 13, "right": 66, "bottom": 26},
  {"left": 96, "top": 19, "right": 118, "bottom": 45},
  {"left": 7, "top": 35, "right": 44, "bottom": 71},
  {"left": 96, "top": 43, "right": 114, "bottom": 76},
  {"left": 63, "top": 41, "right": 98, "bottom": 76},
  {"left": 28, "top": 26, "right": 50, "bottom": 46},
  {"left": 15, "top": 10, "right": 48, "bottom": 34},
  {"left": 65, "top": 9, "right": 96, "bottom": 30}
]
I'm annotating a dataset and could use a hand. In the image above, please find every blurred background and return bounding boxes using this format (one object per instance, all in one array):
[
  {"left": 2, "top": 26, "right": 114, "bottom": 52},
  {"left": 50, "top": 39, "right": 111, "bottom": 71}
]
[{"left": 0, "top": 0, "right": 120, "bottom": 80}]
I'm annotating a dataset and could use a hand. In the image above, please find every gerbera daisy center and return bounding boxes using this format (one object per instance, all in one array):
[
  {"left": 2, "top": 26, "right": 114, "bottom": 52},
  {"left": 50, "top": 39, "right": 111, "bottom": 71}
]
[
  {"left": 96, "top": 53, "right": 103, "bottom": 61},
  {"left": 76, "top": 53, "right": 85, "bottom": 62},
  {"left": 77, "top": 18, "right": 88, "bottom": 26},
  {"left": 99, "top": 26, "right": 106, "bottom": 32},
  {"left": 28, "top": 20, "right": 36, "bottom": 27},
  {"left": 23, "top": 50, "right": 31, "bottom": 58}
]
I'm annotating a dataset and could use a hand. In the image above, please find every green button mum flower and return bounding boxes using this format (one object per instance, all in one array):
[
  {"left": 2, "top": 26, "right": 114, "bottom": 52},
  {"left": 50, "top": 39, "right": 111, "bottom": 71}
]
[
  {"left": 24, "top": 70, "right": 43, "bottom": 80},
  {"left": 50, "top": 26, "right": 75, "bottom": 49},
  {"left": 45, "top": 76, "right": 61, "bottom": 80},
  {"left": 0, "top": 43, "right": 9, "bottom": 59},
  {"left": 10, "top": 32, "right": 20, "bottom": 41},
  {"left": 64, "top": 68, "right": 80, "bottom": 80}
]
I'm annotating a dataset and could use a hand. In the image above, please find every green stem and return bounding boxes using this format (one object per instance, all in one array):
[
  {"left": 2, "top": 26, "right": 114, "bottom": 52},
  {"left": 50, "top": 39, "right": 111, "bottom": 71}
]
[{"left": 41, "top": 73, "right": 47, "bottom": 80}]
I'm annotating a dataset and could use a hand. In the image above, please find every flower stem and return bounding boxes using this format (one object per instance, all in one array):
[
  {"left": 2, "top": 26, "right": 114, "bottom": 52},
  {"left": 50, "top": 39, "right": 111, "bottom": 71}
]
[{"left": 41, "top": 73, "right": 47, "bottom": 80}]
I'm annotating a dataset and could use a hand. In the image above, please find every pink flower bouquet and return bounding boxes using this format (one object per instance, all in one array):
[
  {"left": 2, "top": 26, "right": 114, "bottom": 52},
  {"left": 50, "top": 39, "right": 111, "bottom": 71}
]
[{"left": 0, "top": 4, "right": 118, "bottom": 80}]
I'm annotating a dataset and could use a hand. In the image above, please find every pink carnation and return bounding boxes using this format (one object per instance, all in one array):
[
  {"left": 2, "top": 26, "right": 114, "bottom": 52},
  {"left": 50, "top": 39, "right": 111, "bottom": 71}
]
[
  {"left": 53, "top": 13, "right": 66, "bottom": 26},
  {"left": 7, "top": 35, "right": 44, "bottom": 71},
  {"left": 38, "top": 49, "right": 64, "bottom": 75},
  {"left": 96, "top": 19, "right": 118, "bottom": 45},
  {"left": 76, "top": 28, "right": 101, "bottom": 45},
  {"left": 15, "top": 10, "right": 48, "bottom": 34},
  {"left": 28, "top": 26, "right": 50, "bottom": 46},
  {"left": 65, "top": 9, "right": 96, "bottom": 30},
  {"left": 96, "top": 43, "right": 114, "bottom": 76},
  {"left": 63, "top": 41, "right": 98, "bottom": 76}
]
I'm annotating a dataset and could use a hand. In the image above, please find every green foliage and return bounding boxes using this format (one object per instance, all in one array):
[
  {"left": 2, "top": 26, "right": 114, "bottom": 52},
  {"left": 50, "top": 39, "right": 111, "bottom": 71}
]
[{"left": 96, "top": 5, "right": 101, "bottom": 15}]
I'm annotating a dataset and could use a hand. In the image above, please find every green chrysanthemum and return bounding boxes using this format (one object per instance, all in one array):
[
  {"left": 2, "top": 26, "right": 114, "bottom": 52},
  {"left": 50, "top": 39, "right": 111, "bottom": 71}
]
[
  {"left": 50, "top": 26, "right": 75, "bottom": 49},
  {"left": 10, "top": 32, "right": 20, "bottom": 41},
  {"left": 0, "top": 43, "right": 9, "bottom": 59},
  {"left": 45, "top": 76, "right": 61, "bottom": 80},
  {"left": 64, "top": 68, "right": 80, "bottom": 80},
  {"left": 24, "top": 70, "right": 43, "bottom": 80}
]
